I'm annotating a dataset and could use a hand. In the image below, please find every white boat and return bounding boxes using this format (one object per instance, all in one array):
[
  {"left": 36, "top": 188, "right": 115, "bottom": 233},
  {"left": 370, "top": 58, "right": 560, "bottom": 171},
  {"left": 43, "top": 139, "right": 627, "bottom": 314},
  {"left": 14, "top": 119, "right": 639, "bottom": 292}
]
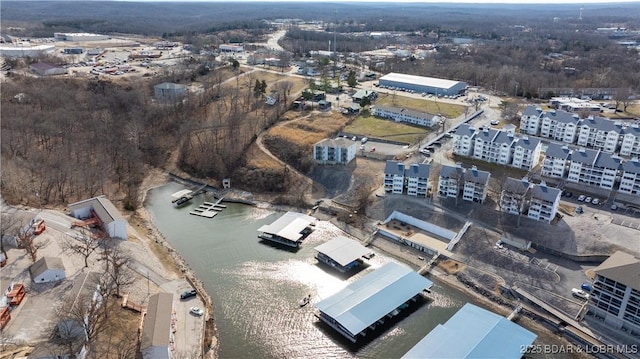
[
  {"left": 171, "top": 190, "right": 194, "bottom": 207},
  {"left": 299, "top": 294, "right": 311, "bottom": 307}
]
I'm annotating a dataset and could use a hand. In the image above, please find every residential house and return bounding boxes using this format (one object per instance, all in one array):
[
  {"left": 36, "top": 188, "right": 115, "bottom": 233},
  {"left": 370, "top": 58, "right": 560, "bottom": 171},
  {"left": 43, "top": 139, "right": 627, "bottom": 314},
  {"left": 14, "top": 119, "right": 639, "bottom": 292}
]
[
  {"left": 500, "top": 177, "right": 531, "bottom": 215},
  {"left": 437, "top": 164, "right": 465, "bottom": 198},
  {"left": 374, "top": 106, "right": 441, "bottom": 128},
  {"left": 154, "top": 82, "right": 187, "bottom": 103},
  {"left": 472, "top": 128, "right": 516, "bottom": 166},
  {"left": 69, "top": 196, "right": 128, "bottom": 239},
  {"left": 541, "top": 143, "right": 572, "bottom": 178},
  {"left": 567, "top": 148, "right": 620, "bottom": 190},
  {"left": 452, "top": 123, "right": 477, "bottom": 156},
  {"left": 620, "top": 125, "right": 640, "bottom": 158},
  {"left": 384, "top": 161, "right": 406, "bottom": 194},
  {"left": 351, "top": 89, "right": 377, "bottom": 104},
  {"left": 406, "top": 163, "right": 431, "bottom": 197},
  {"left": 619, "top": 158, "right": 640, "bottom": 195},
  {"left": 519, "top": 106, "right": 544, "bottom": 135},
  {"left": 313, "top": 138, "right": 357, "bottom": 165},
  {"left": 511, "top": 136, "right": 542, "bottom": 170},
  {"left": 539, "top": 109, "right": 581, "bottom": 144},
  {"left": 462, "top": 166, "right": 491, "bottom": 203},
  {"left": 588, "top": 251, "right": 640, "bottom": 336},
  {"left": 577, "top": 116, "right": 623, "bottom": 153},
  {"left": 141, "top": 293, "right": 174, "bottom": 359},
  {"left": 527, "top": 181, "right": 562, "bottom": 223},
  {"left": 30, "top": 256, "right": 65, "bottom": 283}
]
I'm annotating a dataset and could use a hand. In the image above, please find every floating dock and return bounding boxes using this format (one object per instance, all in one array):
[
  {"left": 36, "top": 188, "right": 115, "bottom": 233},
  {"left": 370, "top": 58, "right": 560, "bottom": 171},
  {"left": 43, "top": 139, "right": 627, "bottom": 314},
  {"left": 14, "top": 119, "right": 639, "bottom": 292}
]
[{"left": 189, "top": 198, "right": 225, "bottom": 218}]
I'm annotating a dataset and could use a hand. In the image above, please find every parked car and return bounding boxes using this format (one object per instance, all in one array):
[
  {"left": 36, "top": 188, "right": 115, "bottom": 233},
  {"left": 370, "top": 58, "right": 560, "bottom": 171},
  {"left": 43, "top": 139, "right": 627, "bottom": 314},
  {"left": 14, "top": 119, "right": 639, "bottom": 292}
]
[
  {"left": 361, "top": 137, "right": 368, "bottom": 144},
  {"left": 572, "top": 288, "right": 590, "bottom": 300},
  {"left": 585, "top": 197, "right": 592, "bottom": 204},
  {"left": 490, "top": 120, "right": 500, "bottom": 125},
  {"left": 575, "top": 206, "right": 584, "bottom": 214},
  {"left": 432, "top": 142, "right": 442, "bottom": 147},
  {"left": 611, "top": 204, "right": 618, "bottom": 210},
  {"left": 563, "top": 191, "right": 573, "bottom": 198},
  {"left": 591, "top": 198, "right": 600, "bottom": 205},
  {"left": 577, "top": 195, "right": 586, "bottom": 202},
  {"left": 180, "top": 289, "right": 197, "bottom": 300},
  {"left": 581, "top": 283, "right": 593, "bottom": 292},
  {"left": 190, "top": 306, "right": 204, "bottom": 316}
]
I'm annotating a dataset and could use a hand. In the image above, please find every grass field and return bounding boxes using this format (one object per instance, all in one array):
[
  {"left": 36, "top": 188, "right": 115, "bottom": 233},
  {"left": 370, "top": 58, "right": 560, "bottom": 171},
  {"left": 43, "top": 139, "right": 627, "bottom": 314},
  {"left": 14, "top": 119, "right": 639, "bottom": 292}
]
[
  {"left": 344, "top": 114, "right": 429, "bottom": 144},
  {"left": 375, "top": 93, "right": 467, "bottom": 118}
]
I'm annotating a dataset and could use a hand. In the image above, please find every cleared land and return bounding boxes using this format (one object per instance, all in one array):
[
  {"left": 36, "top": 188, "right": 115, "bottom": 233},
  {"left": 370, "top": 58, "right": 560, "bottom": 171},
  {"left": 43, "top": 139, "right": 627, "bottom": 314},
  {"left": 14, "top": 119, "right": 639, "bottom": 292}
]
[
  {"left": 344, "top": 114, "right": 428, "bottom": 144},
  {"left": 375, "top": 93, "right": 466, "bottom": 118}
]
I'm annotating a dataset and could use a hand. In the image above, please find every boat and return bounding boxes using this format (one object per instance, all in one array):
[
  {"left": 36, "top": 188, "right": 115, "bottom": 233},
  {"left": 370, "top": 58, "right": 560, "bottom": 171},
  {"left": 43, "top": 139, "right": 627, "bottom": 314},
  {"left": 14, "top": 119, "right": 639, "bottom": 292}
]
[
  {"left": 171, "top": 189, "right": 194, "bottom": 207},
  {"left": 299, "top": 294, "right": 311, "bottom": 307}
]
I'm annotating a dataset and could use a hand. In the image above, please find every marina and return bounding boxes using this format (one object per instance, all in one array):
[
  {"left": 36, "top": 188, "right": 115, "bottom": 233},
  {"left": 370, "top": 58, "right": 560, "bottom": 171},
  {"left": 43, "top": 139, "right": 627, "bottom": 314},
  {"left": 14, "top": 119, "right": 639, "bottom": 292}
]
[
  {"left": 189, "top": 198, "right": 226, "bottom": 218},
  {"left": 314, "top": 236, "right": 371, "bottom": 273},
  {"left": 257, "top": 211, "right": 316, "bottom": 247}
]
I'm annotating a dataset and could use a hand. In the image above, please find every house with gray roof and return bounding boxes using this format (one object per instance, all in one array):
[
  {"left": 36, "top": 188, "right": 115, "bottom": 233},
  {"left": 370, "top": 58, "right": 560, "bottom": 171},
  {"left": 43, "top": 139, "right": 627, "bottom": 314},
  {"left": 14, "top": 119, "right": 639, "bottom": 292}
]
[
  {"left": 69, "top": 196, "right": 128, "bottom": 239},
  {"left": 512, "top": 136, "right": 542, "bottom": 170},
  {"left": 383, "top": 161, "right": 431, "bottom": 197},
  {"left": 452, "top": 123, "right": 477, "bottom": 156},
  {"left": 30, "top": 256, "right": 65, "bottom": 283},
  {"left": 567, "top": 149, "right": 620, "bottom": 190},
  {"left": 619, "top": 157, "right": 640, "bottom": 195},
  {"left": 527, "top": 181, "right": 562, "bottom": 223},
  {"left": 541, "top": 143, "right": 573, "bottom": 178},
  {"left": 313, "top": 138, "right": 357, "bottom": 165},
  {"left": 519, "top": 105, "right": 544, "bottom": 135},
  {"left": 141, "top": 293, "right": 174, "bottom": 359},
  {"left": 384, "top": 161, "right": 406, "bottom": 194},
  {"left": 462, "top": 166, "right": 491, "bottom": 203},
  {"left": 500, "top": 177, "right": 531, "bottom": 215},
  {"left": 374, "top": 106, "right": 441, "bottom": 128},
  {"left": 620, "top": 125, "right": 640, "bottom": 158},
  {"left": 437, "top": 164, "right": 466, "bottom": 199},
  {"left": 472, "top": 128, "right": 516, "bottom": 165},
  {"left": 577, "top": 116, "right": 623, "bottom": 153},
  {"left": 540, "top": 109, "right": 581, "bottom": 144}
]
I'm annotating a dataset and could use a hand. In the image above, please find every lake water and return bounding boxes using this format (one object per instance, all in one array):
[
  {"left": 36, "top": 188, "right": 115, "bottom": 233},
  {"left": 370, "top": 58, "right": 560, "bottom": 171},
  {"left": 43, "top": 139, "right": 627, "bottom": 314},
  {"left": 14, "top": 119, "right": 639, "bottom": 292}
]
[{"left": 145, "top": 182, "right": 480, "bottom": 358}]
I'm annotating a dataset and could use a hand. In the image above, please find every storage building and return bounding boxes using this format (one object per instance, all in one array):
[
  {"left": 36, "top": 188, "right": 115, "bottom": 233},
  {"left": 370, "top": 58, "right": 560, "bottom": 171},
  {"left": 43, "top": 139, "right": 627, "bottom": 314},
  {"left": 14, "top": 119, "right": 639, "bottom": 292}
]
[{"left": 378, "top": 73, "right": 467, "bottom": 96}]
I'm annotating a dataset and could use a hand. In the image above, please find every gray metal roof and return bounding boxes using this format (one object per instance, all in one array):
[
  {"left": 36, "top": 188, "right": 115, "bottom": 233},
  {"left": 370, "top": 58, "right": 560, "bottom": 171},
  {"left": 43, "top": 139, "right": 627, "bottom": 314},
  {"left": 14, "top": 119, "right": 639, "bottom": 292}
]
[
  {"left": 315, "top": 261, "right": 433, "bottom": 336},
  {"left": 314, "top": 236, "right": 370, "bottom": 267},
  {"left": 621, "top": 159, "right": 640, "bottom": 174},
  {"left": 475, "top": 127, "right": 499, "bottom": 143},
  {"left": 439, "top": 164, "right": 465, "bottom": 179},
  {"left": 580, "top": 116, "right": 623, "bottom": 133},
  {"left": 407, "top": 163, "right": 430, "bottom": 179},
  {"left": 315, "top": 138, "right": 355, "bottom": 148},
  {"left": 29, "top": 256, "right": 64, "bottom": 279},
  {"left": 141, "top": 293, "right": 174, "bottom": 350},
  {"left": 454, "top": 123, "right": 476, "bottom": 138},
  {"left": 464, "top": 167, "right": 490, "bottom": 184},
  {"left": 593, "top": 251, "right": 640, "bottom": 292},
  {"left": 570, "top": 148, "right": 599, "bottom": 165},
  {"left": 379, "top": 73, "right": 465, "bottom": 91},
  {"left": 544, "top": 110, "right": 581, "bottom": 124},
  {"left": 514, "top": 136, "right": 540, "bottom": 151},
  {"left": 522, "top": 105, "right": 543, "bottom": 117},
  {"left": 544, "top": 143, "right": 572, "bottom": 160},
  {"left": 384, "top": 160, "right": 405, "bottom": 176},
  {"left": 257, "top": 212, "right": 316, "bottom": 242},
  {"left": 503, "top": 177, "right": 531, "bottom": 195},
  {"left": 401, "top": 303, "right": 537, "bottom": 359},
  {"left": 376, "top": 105, "right": 438, "bottom": 120},
  {"left": 68, "top": 196, "right": 124, "bottom": 225},
  {"left": 594, "top": 153, "right": 621, "bottom": 170},
  {"left": 530, "top": 182, "right": 561, "bottom": 203},
  {"left": 623, "top": 125, "right": 640, "bottom": 136}
]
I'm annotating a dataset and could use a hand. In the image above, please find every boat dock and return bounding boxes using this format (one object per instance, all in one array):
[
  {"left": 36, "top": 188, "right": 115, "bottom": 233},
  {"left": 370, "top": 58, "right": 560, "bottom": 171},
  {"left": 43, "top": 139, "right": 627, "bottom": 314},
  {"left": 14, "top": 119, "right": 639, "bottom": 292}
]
[{"left": 189, "top": 197, "right": 225, "bottom": 218}]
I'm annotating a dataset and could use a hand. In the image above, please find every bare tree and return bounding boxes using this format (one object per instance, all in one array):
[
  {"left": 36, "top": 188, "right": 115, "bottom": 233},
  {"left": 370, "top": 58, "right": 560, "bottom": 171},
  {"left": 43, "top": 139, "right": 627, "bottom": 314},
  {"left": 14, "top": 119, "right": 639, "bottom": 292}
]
[
  {"left": 100, "top": 239, "right": 136, "bottom": 298},
  {"left": 15, "top": 218, "right": 47, "bottom": 262},
  {"left": 62, "top": 229, "right": 102, "bottom": 268},
  {"left": 0, "top": 213, "right": 20, "bottom": 260}
]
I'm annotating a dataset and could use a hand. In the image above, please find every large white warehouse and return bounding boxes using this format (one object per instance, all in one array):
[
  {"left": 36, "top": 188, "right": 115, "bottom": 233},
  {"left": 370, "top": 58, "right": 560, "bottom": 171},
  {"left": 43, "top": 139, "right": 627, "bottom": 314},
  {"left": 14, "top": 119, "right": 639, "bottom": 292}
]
[
  {"left": 54, "top": 32, "right": 110, "bottom": 41},
  {"left": 0, "top": 44, "right": 55, "bottom": 58},
  {"left": 379, "top": 73, "right": 467, "bottom": 96}
]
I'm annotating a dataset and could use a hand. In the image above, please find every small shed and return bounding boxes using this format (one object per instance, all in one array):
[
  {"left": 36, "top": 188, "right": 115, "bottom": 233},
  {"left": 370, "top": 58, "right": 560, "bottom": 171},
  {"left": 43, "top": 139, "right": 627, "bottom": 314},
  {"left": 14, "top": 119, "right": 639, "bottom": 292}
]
[{"left": 30, "top": 256, "right": 65, "bottom": 283}]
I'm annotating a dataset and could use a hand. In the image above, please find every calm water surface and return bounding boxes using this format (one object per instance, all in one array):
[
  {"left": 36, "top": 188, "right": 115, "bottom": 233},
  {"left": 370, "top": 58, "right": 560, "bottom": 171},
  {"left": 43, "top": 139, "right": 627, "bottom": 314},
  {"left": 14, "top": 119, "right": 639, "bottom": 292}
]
[{"left": 146, "top": 183, "right": 477, "bottom": 359}]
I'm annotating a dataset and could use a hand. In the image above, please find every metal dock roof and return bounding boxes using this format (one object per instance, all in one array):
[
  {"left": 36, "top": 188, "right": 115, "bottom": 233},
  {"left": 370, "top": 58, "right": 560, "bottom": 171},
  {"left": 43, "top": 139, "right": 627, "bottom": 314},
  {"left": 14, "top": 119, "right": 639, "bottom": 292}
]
[
  {"left": 314, "top": 236, "right": 370, "bottom": 266},
  {"left": 315, "top": 261, "right": 433, "bottom": 337},
  {"left": 257, "top": 211, "right": 316, "bottom": 242}
]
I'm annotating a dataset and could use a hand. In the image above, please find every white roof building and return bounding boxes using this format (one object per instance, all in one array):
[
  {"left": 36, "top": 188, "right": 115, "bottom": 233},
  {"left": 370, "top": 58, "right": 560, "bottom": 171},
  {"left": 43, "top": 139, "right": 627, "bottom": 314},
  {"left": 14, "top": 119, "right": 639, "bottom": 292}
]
[
  {"left": 68, "top": 195, "right": 128, "bottom": 239},
  {"left": 257, "top": 212, "right": 316, "bottom": 247},
  {"left": 313, "top": 138, "right": 357, "bottom": 165},
  {"left": 30, "top": 256, "right": 65, "bottom": 283}
]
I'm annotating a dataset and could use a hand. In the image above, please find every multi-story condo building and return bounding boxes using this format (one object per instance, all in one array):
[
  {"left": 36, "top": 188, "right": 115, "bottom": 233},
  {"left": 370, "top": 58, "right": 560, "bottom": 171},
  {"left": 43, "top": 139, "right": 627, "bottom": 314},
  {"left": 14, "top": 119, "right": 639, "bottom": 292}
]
[
  {"left": 619, "top": 157, "right": 640, "bottom": 196},
  {"left": 512, "top": 136, "right": 542, "bottom": 170},
  {"left": 576, "top": 116, "right": 623, "bottom": 153},
  {"left": 527, "top": 181, "right": 562, "bottom": 223},
  {"left": 406, "top": 163, "right": 431, "bottom": 197},
  {"left": 472, "top": 128, "right": 516, "bottom": 165},
  {"left": 374, "top": 106, "right": 441, "bottom": 128},
  {"left": 539, "top": 109, "right": 581, "bottom": 144},
  {"left": 567, "top": 148, "right": 620, "bottom": 190},
  {"left": 437, "top": 164, "right": 465, "bottom": 198},
  {"left": 541, "top": 143, "right": 572, "bottom": 178},
  {"left": 383, "top": 161, "right": 406, "bottom": 194},
  {"left": 500, "top": 177, "right": 531, "bottom": 215},
  {"left": 453, "top": 123, "right": 476, "bottom": 156},
  {"left": 313, "top": 138, "right": 357, "bottom": 165},
  {"left": 462, "top": 166, "right": 491, "bottom": 203},
  {"left": 620, "top": 125, "right": 640, "bottom": 158},
  {"left": 519, "top": 106, "right": 544, "bottom": 135},
  {"left": 384, "top": 161, "right": 431, "bottom": 196},
  {"left": 588, "top": 251, "right": 640, "bottom": 336}
]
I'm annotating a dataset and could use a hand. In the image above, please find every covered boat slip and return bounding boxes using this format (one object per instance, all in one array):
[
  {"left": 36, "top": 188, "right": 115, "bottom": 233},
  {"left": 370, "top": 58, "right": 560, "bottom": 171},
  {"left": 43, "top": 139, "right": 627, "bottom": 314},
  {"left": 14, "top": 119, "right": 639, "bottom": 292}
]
[
  {"left": 315, "top": 262, "right": 433, "bottom": 343},
  {"left": 257, "top": 212, "right": 317, "bottom": 247},
  {"left": 401, "top": 303, "right": 537, "bottom": 358},
  {"left": 314, "top": 236, "right": 370, "bottom": 273}
]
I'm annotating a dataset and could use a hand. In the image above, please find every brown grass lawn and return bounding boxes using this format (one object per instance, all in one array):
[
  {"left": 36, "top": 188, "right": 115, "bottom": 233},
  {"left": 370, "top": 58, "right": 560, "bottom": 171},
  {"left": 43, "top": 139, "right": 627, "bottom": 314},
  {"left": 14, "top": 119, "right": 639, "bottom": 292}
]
[
  {"left": 246, "top": 143, "right": 282, "bottom": 170},
  {"left": 344, "top": 113, "right": 429, "bottom": 143},
  {"left": 376, "top": 93, "right": 467, "bottom": 118},
  {"left": 268, "top": 111, "right": 348, "bottom": 147}
]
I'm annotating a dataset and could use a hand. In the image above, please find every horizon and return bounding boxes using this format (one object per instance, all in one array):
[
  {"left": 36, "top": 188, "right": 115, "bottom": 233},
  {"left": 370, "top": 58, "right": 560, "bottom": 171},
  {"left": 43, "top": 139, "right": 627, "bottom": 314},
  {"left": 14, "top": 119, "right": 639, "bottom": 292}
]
[{"left": 104, "top": 0, "right": 640, "bottom": 3}]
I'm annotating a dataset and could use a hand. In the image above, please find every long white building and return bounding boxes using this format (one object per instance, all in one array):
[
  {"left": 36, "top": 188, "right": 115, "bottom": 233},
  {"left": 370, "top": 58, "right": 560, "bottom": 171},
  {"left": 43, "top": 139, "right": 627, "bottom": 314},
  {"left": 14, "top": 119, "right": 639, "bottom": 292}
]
[
  {"left": 374, "top": 106, "right": 441, "bottom": 128},
  {"left": 567, "top": 148, "right": 620, "bottom": 190},
  {"left": 577, "top": 116, "right": 623, "bottom": 154},
  {"left": 378, "top": 73, "right": 467, "bottom": 96}
]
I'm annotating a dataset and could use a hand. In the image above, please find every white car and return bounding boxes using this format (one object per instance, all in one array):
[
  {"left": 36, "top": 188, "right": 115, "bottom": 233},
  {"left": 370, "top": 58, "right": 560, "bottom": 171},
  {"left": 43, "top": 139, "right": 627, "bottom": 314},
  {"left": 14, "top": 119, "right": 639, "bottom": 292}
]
[
  {"left": 585, "top": 197, "right": 592, "bottom": 204},
  {"left": 591, "top": 198, "right": 600, "bottom": 205},
  {"left": 490, "top": 120, "right": 500, "bottom": 125},
  {"left": 190, "top": 306, "right": 204, "bottom": 316},
  {"left": 577, "top": 195, "right": 586, "bottom": 202},
  {"left": 572, "top": 288, "right": 590, "bottom": 300}
]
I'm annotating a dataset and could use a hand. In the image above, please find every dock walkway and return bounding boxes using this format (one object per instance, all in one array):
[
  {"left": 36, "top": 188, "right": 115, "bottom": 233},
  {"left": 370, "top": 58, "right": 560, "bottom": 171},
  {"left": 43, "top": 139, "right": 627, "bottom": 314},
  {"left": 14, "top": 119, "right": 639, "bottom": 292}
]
[{"left": 190, "top": 197, "right": 225, "bottom": 218}]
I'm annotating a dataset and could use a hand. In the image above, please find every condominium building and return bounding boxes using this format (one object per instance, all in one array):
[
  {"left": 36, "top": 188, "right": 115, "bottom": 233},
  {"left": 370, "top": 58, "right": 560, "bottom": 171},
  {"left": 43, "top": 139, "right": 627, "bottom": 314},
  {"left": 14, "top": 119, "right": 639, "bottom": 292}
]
[
  {"left": 384, "top": 161, "right": 406, "bottom": 194},
  {"left": 588, "top": 251, "right": 640, "bottom": 336},
  {"left": 527, "top": 182, "right": 561, "bottom": 223},
  {"left": 383, "top": 161, "right": 431, "bottom": 197},
  {"left": 462, "top": 166, "right": 491, "bottom": 203},
  {"left": 313, "top": 138, "right": 357, "bottom": 165},
  {"left": 374, "top": 106, "right": 441, "bottom": 128},
  {"left": 567, "top": 148, "right": 620, "bottom": 190},
  {"left": 500, "top": 177, "right": 531, "bottom": 215},
  {"left": 619, "top": 158, "right": 640, "bottom": 196},
  {"left": 576, "top": 116, "right": 623, "bottom": 154},
  {"left": 541, "top": 143, "right": 572, "bottom": 178},
  {"left": 472, "top": 128, "right": 516, "bottom": 165},
  {"left": 452, "top": 123, "right": 476, "bottom": 156},
  {"left": 437, "top": 164, "right": 465, "bottom": 198},
  {"left": 512, "top": 136, "right": 542, "bottom": 170},
  {"left": 519, "top": 106, "right": 544, "bottom": 136},
  {"left": 539, "top": 109, "right": 581, "bottom": 144},
  {"left": 620, "top": 125, "right": 640, "bottom": 158}
]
